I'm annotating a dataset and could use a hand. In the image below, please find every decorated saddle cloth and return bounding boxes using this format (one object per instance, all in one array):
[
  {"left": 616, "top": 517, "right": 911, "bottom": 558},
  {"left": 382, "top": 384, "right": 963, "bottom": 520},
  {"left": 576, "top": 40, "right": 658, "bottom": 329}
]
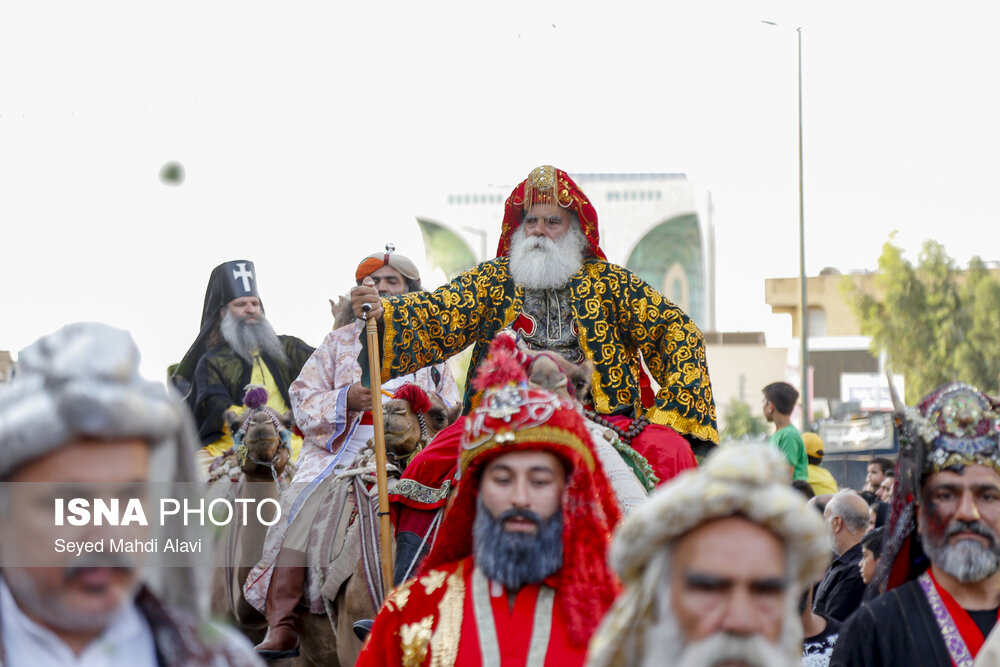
[{"left": 244, "top": 447, "right": 398, "bottom": 615}]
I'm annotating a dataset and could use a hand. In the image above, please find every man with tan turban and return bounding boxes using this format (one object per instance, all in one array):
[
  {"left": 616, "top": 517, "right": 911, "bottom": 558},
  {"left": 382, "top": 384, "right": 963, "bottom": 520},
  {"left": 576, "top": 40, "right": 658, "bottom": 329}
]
[
  {"left": 587, "top": 444, "right": 830, "bottom": 667},
  {"left": 249, "top": 250, "right": 459, "bottom": 659}
]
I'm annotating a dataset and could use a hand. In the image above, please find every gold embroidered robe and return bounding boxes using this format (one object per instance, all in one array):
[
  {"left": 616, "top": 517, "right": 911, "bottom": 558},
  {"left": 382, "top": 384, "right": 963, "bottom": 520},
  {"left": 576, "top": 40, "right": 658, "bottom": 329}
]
[{"left": 376, "top": 257, "right": 718, "bottom": 443}]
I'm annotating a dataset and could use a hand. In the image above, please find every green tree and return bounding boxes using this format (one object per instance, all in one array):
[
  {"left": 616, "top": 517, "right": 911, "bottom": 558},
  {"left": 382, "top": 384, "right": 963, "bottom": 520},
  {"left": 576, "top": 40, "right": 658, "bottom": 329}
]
[
  {"left": 842, "top": 236, "right": 1000, "bottom": 402},
  {"left": 954, "top": 256, "right": 1000, "bottom": 393},
  {"left": 721, "top": 397, "right": 767, "bottom": 441}
]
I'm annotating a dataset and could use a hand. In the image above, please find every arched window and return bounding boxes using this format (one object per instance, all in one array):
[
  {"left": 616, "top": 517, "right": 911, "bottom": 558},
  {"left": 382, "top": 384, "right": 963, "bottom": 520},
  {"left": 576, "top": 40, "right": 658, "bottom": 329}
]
[{"left": 663, "top": 262, "right": 690, "bottom": 313}]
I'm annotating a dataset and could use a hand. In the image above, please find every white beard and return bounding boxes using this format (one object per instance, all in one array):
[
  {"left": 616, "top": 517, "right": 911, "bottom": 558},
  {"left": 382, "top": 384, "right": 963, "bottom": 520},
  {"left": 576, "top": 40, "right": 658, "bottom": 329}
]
[
  {"left": 640, "top": 557, "right": 803, "bottom": 667},
  {"left": 656, "top": 632, "right": 800, "bottom": 667},
  {"left": 508, "top": 222, "right": 587, "bottom": 290}
]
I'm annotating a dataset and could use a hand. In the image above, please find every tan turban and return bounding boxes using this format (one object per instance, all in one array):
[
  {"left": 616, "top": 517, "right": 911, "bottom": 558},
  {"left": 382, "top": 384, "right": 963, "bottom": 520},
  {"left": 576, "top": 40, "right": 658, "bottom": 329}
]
[{"left": 355, "top": 251, "right": 420, "bottom": 283}]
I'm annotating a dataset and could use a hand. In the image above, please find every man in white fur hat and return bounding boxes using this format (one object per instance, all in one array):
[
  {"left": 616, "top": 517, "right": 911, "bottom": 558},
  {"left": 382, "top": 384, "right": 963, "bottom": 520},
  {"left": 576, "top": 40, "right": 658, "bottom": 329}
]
[
  {"left": 586, "top": 444, "right": 830, "bottom": 667},
  {"left": 0, "top": 322, "right": 261, "bottom": 666}
]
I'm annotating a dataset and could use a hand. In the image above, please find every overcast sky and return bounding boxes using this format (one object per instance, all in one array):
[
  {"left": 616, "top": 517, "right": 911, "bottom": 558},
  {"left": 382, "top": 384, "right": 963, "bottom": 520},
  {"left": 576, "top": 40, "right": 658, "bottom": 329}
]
[{"left": 3, "top": 1, "right": 998, "bottom": 381}]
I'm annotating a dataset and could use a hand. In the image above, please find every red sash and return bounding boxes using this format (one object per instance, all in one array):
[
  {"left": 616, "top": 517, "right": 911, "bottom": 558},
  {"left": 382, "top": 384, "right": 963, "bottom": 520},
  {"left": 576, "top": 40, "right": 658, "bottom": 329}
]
[{"left": 927, "top": 568, "right": 1000, "bottom": 661}]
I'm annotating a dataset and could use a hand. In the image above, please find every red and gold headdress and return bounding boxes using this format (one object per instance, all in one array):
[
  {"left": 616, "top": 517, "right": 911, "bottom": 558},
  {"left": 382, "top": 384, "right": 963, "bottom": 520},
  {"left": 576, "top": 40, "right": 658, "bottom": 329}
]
[
  {"left": 419, "top": 340, "right": 621, "bottom": 646},
  {"left": 496, "top": 165, "right": 606, "bottom": 260}
]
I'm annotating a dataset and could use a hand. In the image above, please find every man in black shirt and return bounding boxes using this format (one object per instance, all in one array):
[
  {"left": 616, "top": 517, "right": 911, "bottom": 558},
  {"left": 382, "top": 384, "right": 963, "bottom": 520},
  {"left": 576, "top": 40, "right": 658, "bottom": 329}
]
[{"left": 815, "top": 490, "right": 870, "bottom": 622}]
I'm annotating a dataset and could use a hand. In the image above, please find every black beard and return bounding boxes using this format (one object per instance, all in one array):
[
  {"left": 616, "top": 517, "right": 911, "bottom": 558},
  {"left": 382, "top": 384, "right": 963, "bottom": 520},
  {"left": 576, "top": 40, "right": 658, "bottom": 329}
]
[{"left": 472, "top": 498, "right": 563, "bottom": 591}]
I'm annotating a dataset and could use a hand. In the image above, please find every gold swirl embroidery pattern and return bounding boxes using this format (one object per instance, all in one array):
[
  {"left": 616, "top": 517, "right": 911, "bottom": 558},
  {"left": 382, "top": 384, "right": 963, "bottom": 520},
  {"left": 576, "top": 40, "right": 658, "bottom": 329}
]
[
  {"left": 384, "top": 259, "right": 522, "bottom": 413},
  {"left": 429, "top": 561, "right": 466, "bottom": 667},
  {"left": 383, "top": 258, "right": 718, "bottom": 442},
  {"left": 400, "top": 615, "right": 434, "bottom": 667}
]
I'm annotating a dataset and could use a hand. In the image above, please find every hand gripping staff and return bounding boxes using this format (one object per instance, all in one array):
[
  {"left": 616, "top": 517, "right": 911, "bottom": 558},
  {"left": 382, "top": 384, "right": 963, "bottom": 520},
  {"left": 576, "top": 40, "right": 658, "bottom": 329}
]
[{"left": 361, "top": 243, "right": 396, "bottom": 593}]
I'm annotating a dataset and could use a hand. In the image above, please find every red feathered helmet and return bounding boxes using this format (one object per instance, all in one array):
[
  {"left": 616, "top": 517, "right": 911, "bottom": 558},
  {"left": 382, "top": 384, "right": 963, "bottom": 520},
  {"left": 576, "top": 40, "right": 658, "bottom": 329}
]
[
  {"left": 419, "top": 344, "right": 622, "bottom": 647},
  {"left": 496, "top": 165, "right": 606, "bottom": 260}
]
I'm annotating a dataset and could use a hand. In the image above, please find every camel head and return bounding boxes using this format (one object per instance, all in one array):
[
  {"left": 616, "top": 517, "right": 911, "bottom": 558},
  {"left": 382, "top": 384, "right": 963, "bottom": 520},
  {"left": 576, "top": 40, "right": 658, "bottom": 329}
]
[
  {"left": 226, "top": 407, "right": 293, "bottom": 479},
  {"left": 475, "top": 332, "right": 593, "bottom": 405},
  {"left": 382, "top": 384, "right": 459, "bottom": 465},
  {"left": 524, "top": 350, "right": 594, "bottom": 404}
]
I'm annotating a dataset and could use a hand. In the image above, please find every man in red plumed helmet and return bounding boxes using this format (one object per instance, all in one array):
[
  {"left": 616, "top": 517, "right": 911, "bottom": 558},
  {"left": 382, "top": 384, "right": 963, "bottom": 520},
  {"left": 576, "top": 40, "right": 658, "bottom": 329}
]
[
  {"left": 351, "top": 165, "right": 717, "bottom": 487},
  {"left": 356, "top": 351, "right": 622, "bottom": 666}
]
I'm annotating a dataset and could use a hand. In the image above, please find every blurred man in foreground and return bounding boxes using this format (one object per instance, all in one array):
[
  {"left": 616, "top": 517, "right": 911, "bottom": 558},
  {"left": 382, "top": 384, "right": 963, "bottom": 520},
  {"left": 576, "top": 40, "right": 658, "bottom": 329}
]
[
  {"left": 0, "top": 322, "right": 260, "bottom": 665},
  {"left": 587, "top": 444, "right": 829, "bottom": 667}
]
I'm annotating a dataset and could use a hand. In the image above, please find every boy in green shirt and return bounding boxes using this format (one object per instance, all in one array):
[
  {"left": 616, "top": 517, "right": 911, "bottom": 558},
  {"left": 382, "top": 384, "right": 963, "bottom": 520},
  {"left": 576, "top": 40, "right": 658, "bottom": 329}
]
[{"left": 762, "top": 381, "right": 809, "bottom": 481}]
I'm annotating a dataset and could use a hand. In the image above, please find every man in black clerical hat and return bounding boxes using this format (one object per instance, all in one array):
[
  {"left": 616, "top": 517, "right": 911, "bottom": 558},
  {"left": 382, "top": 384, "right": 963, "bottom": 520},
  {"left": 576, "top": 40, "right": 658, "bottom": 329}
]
[{"left": 172, "top": 260, "right": 313, "bottom": 473}]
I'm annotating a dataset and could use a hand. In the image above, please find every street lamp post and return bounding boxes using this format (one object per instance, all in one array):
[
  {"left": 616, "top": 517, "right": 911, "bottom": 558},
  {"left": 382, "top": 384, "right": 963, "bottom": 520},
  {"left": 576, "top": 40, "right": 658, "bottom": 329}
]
[
  {"left": 764, "top": 21, "right": 809, "bottom": 432},
  {"left": 797, "top": 27, "right": 809, "bottom": 433}
]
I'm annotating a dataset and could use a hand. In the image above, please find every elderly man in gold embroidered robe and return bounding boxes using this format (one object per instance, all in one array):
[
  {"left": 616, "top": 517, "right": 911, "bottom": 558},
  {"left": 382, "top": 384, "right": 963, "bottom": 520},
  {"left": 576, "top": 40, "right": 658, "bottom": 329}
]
[
  {"left": 351, "top": 165, "right": 718, "bottom": 485},
  {"left": 356, "top": 353, "right": 622, "bottom": 666}
]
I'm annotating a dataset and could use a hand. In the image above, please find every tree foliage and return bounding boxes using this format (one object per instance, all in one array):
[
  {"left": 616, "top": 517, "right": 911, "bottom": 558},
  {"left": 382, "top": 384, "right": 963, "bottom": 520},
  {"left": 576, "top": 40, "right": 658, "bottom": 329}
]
[
  {"left": 721, "top": 397, "right": 768, "bottom": 441},
  {"left": 842, "top": 236, "right": 1000, "bottom": 402}
]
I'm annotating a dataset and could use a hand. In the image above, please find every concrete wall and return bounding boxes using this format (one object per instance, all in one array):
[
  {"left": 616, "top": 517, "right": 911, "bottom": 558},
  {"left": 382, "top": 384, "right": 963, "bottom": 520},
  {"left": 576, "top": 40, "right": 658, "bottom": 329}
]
[{"left": 705, "top": 341, "right": 788, "bottom": 434}]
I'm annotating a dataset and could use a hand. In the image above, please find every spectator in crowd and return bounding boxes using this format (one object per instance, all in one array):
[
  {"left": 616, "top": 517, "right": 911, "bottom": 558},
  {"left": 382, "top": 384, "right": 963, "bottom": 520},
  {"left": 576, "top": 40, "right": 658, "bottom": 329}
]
[
  {"left": 876, "top": 471, "right": 896, "bottom": 503},
  {"left": 762, "top": 382, "right": 808, "bottom": 481},
  {"left": 863, "top": 456, "right": 894, "bottom": 493},
  {"left": 793, "top": 479, "right": 817, "bottom": 500},
  {"left": 804, "top": 432, "right": 838, "bottom": 495},
  {"left": 802, "top": 581, "right": 842, "bottom": 667},
  {"left": 859, "top": 526, "right": 885, "bottom": 602},
  {"left": 814, "top": 490, "right": 870, "bottom": 622}
]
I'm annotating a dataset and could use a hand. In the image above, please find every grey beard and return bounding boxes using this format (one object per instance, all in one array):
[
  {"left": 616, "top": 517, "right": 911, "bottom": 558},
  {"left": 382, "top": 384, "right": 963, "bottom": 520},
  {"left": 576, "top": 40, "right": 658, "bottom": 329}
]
[
  {"left": 922, "top": 520, "right": 1000, "bottom": 582},
  {"left": 3, "top": 565, "right": 139, "bottom": 634},
  {"left": 473, "top": 498, "right": 563, "bottom": 591},
  {"left": 508, "top": 223, "right": 587, "bottom": 290},
  {"left": 220, "top": 310, "right": 288, "bottom": 366}
]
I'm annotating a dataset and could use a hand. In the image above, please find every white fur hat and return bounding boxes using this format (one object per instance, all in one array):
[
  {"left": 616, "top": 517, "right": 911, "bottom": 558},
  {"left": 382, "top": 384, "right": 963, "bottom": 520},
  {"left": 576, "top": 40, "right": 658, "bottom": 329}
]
[{"left": 0, "top": 322, "right": 186, "bottom": 478}]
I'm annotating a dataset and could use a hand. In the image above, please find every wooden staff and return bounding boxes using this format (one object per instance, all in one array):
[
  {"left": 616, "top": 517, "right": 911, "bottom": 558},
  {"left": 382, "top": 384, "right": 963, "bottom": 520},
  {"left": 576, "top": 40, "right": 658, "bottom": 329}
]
[{"left": 363, "top": 304, "right": 395, "bottom": 592}]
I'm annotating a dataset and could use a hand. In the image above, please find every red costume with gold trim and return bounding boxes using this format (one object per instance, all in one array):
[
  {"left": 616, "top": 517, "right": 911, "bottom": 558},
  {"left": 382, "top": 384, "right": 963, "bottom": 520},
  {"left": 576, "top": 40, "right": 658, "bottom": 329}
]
[{"left": 358, "top": 353, "right": 621, "bottom": 666}]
